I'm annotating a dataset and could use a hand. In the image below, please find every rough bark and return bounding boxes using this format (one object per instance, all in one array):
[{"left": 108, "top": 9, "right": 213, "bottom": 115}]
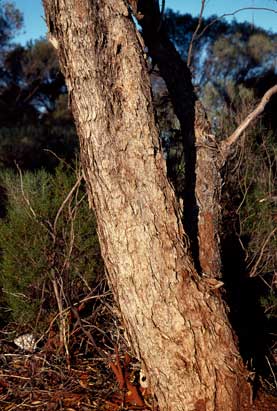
[
  {"left": 194, "top": 101, "right": 223, "bottom": 279},
  {"left": 43, "top": 1, "right": 251, "bottom": 410},
  {"left": 137, "top": 0, "right": 222, "bottom": 278}
]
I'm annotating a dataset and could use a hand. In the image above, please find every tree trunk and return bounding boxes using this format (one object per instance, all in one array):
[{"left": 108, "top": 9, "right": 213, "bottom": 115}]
[
  {"left": 43, "top": 1, "right": 251, "bottom": 409},
  {"left": 137, "top": 0, "right": 222, "bottom": 278}
]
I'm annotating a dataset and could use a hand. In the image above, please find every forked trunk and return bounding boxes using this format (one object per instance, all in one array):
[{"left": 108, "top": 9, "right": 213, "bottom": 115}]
[
  {"left": 137, "top": 0, "right": 222, "bottom": 278},
  {"left": 43, "top": 1, "right": 251, "bottom": 409}
]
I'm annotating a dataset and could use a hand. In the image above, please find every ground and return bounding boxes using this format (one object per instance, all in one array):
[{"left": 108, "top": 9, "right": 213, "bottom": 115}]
[{"left": 0, "top": 285, "right": 276, "bottom": 411}]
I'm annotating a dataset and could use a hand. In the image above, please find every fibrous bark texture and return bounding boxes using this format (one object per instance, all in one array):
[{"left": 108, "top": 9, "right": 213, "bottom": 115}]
[
  {"left": 137, "top": 0, "right": 222, "bottom": 278},
  {"left": 194, "top": 101, "right": 222, "bottom": 278},
  {"left": 43, "top": 1, "right": 251, "bottom": 410}
]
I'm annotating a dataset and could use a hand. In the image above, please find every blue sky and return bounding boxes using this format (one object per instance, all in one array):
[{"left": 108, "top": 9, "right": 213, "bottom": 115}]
[{"left": 12, "top": 0, "right": 276, "bottom": 44}]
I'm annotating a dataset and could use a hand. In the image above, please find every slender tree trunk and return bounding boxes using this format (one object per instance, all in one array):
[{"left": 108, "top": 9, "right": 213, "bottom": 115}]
[
  {"left": 137, "top": 0, "right": 222, "bottom": 278},
  {"left": 43, "top": 1, "right": 251, "bottom": 409}
]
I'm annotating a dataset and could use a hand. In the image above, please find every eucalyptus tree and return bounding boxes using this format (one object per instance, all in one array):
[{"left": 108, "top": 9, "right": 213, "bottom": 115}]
[{"left": 42, "top": 1, "right": 276, "bottom": 409}]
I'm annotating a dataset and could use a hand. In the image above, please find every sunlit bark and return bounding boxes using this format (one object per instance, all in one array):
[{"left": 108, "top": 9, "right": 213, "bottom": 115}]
[{"left": 43, "top": 1, "right": 251, "bottom": 409}]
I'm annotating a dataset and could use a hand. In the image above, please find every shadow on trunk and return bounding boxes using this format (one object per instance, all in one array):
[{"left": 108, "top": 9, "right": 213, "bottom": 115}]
[{"left": 137, "top": 0, "right": 200, "bottom": 271}]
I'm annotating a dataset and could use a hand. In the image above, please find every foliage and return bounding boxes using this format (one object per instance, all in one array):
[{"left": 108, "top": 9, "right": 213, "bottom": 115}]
[
  {"left": 0, "top": 36, "right": 78, "bottom": 170},
  {"left": 164, "top": 10, "right": 277, "bottom": 107},
  {"left": 203, "top": 75, "right": 276, "bottom": 290},
  {"left": 0, "top": 123, "right": 78, "bottom": 170},
  {"left": 1, "top": 39, "right": 62, "bottom": 114},
  {"left": 204, "top": 30, "right": 276, "bottom": 84},
  {"left": 0, "top": 164, "right": 103, "bottom": 327},
  {"left": 0, "top": 10, "right": 276, "bottom": 171},
  {"left": 0, "top": 0, "right": 23, "bottom": 50},
  {"left": 219, "top": 89, "right": 276, "bottom": 321},
  {"left": 238, "top": 130, "right": 276, "bottom": 308}
]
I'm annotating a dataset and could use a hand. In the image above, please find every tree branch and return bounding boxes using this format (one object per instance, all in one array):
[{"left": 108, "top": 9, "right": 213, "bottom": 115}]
[
  {"left": 157, "top": 0, "right": 166, "bottom": 32},
  {"left": 53, "top": 174, "right": 83, "bottom": 236},
  {"left": 221, "top": 84, "right": 277, "bottom": 157},
  {"left": 196, "top": 7, "right": 277, "bottom": 40},
  {"left": 220, "top": 84, "right": 277, "bottom": 163},
  {"left": 187, "top": 0, "right": 206, "bottom": 68}
]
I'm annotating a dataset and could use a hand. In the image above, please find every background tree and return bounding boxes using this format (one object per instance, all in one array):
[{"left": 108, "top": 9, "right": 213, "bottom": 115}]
[
  {"left": 0, "top": 0, "right": 22, "bottom": 52},
  {"left": 0, "top": 1, "right": 78, "bottom": 171},
  {"left": 156, "top": 10, "right": 276, "bottom": 380},
  {"left": 0, "top": 38, "right": 78, "bottom": 169}
]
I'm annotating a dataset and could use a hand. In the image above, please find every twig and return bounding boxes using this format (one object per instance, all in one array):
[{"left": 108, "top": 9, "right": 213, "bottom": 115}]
[
  {"left": 16, "top": 163, "right": 55, "bottom": 241},
  {"left": 236, "top": 174, "right": 254, "bottom": 213},
  {"left": 35, "top": 291, "right": 111, "bottom": 352},
  {"left": 43, "top": 149, "right": 75, "bottom": 172},
  {"left": 187, "top": 0, "right": 206, "bottom": 68},
  {"left": 249, "top": 227, "right": 277, "bottom": 277},
  {"left": 196, "top": 7, "right": 277, "bottom": 40},
  {"left": 157, "top": 0, "right": 166, "bottom": 32},
  {"left": 265, "top": 355, "right": 277, "bottom": 390},
  {"left": 51, "top": 274, "right": 70, "bottom": 360},
  {"left": 16, "top": 163, "right": 37, "bottom": 220},
  {"left": 0, "top": 374, "right": 30, "bottom": 380},
  {"left": 53, "top": 174, "right": 83, "bottom": 235}
]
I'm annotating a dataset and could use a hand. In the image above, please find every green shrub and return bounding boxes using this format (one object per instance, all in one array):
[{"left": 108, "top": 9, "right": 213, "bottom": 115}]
[
  {"left": 237, "top": 130, "right": 276, "bottom": 279},
  {"left": 0, "top": 163, "right": 103, "bottom": 327}
]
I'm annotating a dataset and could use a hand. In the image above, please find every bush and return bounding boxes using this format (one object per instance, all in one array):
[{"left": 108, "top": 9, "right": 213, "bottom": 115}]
[
  {"left": 0, "top": 123, "right": 78, "bottom": 170},
  {"left": 0, "top": 163, "right": 103, "bottom": 328}
]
